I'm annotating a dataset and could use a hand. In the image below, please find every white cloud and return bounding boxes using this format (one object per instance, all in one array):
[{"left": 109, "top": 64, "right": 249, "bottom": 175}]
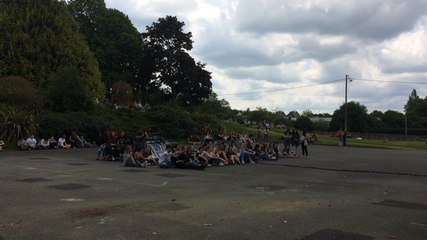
[{"left": 105, "top": 0, "right": 427, "bottom": 114}]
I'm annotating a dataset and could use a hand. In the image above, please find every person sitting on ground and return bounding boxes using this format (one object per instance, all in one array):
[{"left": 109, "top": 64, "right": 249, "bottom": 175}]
[
  {"left": 176, "top": 145, "right": 206, "bottom": 170},
  {"left": 17, "top": 138, "right": 28, "bottom": 150},
  {"left": 80, "top": 136, "right": 92, "bottom": 148},
  {"left": 58, "top": 135, "right": 72, "bottom": 149},
  {"left": 157, "top": 147, "right": 175, "bottom": 168},
  {"left": 0, "top": 139, "right": 4, "bottom": 151},
  {"left": 168, "top": 145, "right": 184, "bottom": 166},
  {"left": 96, "top": 131, "right": 108, "bottom": 160},
  {"left": 26, "top": 135, "right": 37, "bottom": 150},
  {"left": 251, "top": 144, "right": 262, "bottom": 162},
  {"left": 142, "top": 145, "right": 157, "bottom": 165},
  {"left": 104, "top": 131, "right": 120, "bottom": 161},
  {"left": 225, "top": 144, "right": 240, "bottom": 165},
  {"left": 69, "top": 130, "right": 84, "bottom": 148},
  {"left": 282, "top": 148, "right": 299, "bottom": 158},
  {"left": 134, "top": 145, "right": 156, "bottom": 165},
  {"left": 122, "top": 145, "right": 146, "bottom": 168},
  {"left": 214, "top": 145, "right": 228, "bottom": 166},
  {"left": 257, "top": 143, "right": 270, "bottom": 160},
  {"left": 38, "top": 137, "right": 50, "bottom": 150},
  {"left": 48, "top": 136, "right": 58, "bottom": 149},
  {"left": 204, "top": 133, "right": 214, "bottom": 144},
  {"left": 239, "top": 143, "right": 255, "bottom": 164},
  {"left": 197, "top": 146, "right": 215, "bottom": 166}
]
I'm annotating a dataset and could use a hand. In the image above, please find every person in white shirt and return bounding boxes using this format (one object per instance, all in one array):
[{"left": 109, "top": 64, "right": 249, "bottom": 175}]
[
  {"left": 26, "top": 135, "right": 37, "bottom": 150},
  {"left": 58, "top": 135, "right": 71, "bottom": 149},
  {"left": 38, "top": 138, "right": 50, "bottom": 149}
]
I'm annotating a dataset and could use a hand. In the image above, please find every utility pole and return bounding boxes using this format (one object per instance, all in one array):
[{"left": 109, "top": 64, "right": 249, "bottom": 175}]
[
  {"left": 345, "top": 74, "right": 348, "bottom": 132},
  {"left": 405, "top": 113, "right": 407, "bottom": 137}
]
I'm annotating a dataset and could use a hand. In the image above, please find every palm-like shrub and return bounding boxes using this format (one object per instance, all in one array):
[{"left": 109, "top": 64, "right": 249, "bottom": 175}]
[{"left": 0, "top": 104, "right": 38, "bottom": 143}]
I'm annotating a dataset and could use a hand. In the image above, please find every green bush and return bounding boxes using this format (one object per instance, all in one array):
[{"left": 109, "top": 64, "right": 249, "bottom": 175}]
[
  {"left": 0, "top": 76, "right": 44, "bottom": 110},
  {"left": 93, "top": 106, "right": 150, "bottom": 136},
  {"left": 38, "top": 111, "right": 109, "bottom": 142},
  {"left": 294, "top": 116, "right": 314, "bottom": 131},
  {"left": 38, "top": 105, "right": 152, "bottom": 142},
  {"left": 0, "top": 104, "right": 38, "bottom": 143},
  {"left": 191, "top": 112, "right": 224, "bottom": 135},
  {"left": 47, "top": 66, "right": 93, "bottom": 112},
  {"left": 147, "top": 103, "right": 197, "bottom": 140}
]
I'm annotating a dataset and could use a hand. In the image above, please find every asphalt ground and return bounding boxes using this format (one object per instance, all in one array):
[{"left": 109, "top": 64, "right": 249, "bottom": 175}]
[{"left": 1, "top": 145, "right": 427, "bottom": 240}]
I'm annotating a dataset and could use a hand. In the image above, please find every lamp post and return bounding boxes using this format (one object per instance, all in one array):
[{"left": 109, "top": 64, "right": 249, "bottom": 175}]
[
  {"left": 345, "top": 74, "right": 349, "bottom": 132},
  {"left": 405, "top": 113, "right": 407, "bottom": 137}
]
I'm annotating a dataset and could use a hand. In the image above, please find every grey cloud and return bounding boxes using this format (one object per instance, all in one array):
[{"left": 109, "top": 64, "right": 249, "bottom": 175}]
[
  {"left": 225, "top": 67, "right": 294, "bottom": 84},
  {"left": 293, "top": 36, "right": 358, "bottom": 62},
  {"left": 195, "top": 31, "right": 281, "bottom": 68},
  {"left": 234, "top": 0, "right": 427, "bottom": 41}
]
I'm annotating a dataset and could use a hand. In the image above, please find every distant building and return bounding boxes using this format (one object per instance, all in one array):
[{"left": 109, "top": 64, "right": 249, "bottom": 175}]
[
  {"left": 287, "top": 111, "right": 300, "bottom": 121},
  {"left": 309, "top": 116, "right": 332, "bottom": 129},
  {"left": 309, "top": 116, "right": 332, "bottom": 123},
  {"left": 275, "top": 111, "right": 286, "bottom": 118}
]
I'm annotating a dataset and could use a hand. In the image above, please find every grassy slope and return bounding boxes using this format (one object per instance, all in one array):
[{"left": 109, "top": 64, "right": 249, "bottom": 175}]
[{"left": 223, "top": 121, "right": 427, "bottom": 151}]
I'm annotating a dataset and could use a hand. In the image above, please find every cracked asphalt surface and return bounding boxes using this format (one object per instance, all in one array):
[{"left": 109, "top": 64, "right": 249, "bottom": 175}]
[{"left": 1, "top": 145, "right": 427, "bottom": 240}]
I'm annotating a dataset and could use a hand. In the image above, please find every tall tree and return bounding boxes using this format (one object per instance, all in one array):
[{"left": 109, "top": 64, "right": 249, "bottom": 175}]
[
  {"left": 68, "top": 0, "right": 144, "bottom": 94},
  {"left": 295, "top": 116, "right": 314, "bottom": 131},
  {"left": 382, "top": 110, "right": 404, "bottom": 129},
  {"left": 142, "top": 16, "right": 212, "bottom": 105},
  {"left": 330, "top": 101, "right": 369, "bottom": 132},
  {"left": 404, "top": 89, "right": 427, "bottom": 128},
  {"left": 0, "top": 0, "right": 105, "bottom": 99}
]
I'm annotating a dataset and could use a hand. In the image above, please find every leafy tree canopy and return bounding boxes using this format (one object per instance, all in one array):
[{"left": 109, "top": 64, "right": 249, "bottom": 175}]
[
  {"left": 330, "top": 101, "right": 369, "bottom": 132},
  {"left": 0, "top": 76, "right": 44, "bottom": 109},
  {"left": 193, "top": 93, "right": 234, "bottom": 120},
  {"left": 294, "top": 116, "right": 314, "bottom": 132},
  {"left": 47, "top": 66, "right": 94, "bottom": 112},
  {"left": 111, "top": 80, "right": 133, "bottom": 107},
  {"left": 142, "top": 16, "right": 212, "bottom": 106},
  {"left": 0, "top": 0, "right": 105, "bottom": 99},
  {"left": 68, "top": 0, "right": 144, "bottom": 92}
]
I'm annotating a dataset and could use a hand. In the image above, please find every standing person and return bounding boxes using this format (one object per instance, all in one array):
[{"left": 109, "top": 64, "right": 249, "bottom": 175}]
[
  {"left": 336, "top": 129, "right": 344, "bottom": 148},
  {"left": 291, "top": 130, "right": 300, "bottom": 154},
  {"left": 343, "top": 130, "right": 347, "bottom": 147},
  {"left": 300, "top": 130, "right": 309, "bottom": 157},
  {"left": 256, "top": 126, "right": 262, "bottom": 143},
  {"left": 264, "top": 127, "right": 269, "bottom": 143},
  {"left": 283, "top": 129, "right": 292, "bottom": 153}
]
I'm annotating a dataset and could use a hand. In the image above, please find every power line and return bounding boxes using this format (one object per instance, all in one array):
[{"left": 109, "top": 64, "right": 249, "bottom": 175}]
[
  {"left": 220, "top": 79, "right": 344, "bottom": 96},
  {"left": 219, "top": 77, "right": 427, "bottom": 97},
  {"left": 352, "top": 78, "right": 427, "bottom": 85}
]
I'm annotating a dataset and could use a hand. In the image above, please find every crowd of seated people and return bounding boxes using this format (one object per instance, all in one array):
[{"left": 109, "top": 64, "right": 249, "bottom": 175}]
[
  {"left": 117, "top": 131, "right": 305, "bottom": 171},
  {"left": 14, "top": 131, "right": 94, "bottom": 151},
  {"left": 7, "top": 128, "right": 303, "bottom": 172},
  {"left": 97, "top": 130, "right": 137, "bottom": 161}
]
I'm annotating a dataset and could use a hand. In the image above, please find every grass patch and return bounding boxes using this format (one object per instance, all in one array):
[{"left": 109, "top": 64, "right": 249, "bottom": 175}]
[{"left": 223, "top": 121, "right": 427, "bottom": 151}]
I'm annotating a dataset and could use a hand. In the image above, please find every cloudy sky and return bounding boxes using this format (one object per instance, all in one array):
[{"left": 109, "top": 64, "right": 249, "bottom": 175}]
[{"left": 105, "top": 0, "right": 427, "bottom": 114}]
